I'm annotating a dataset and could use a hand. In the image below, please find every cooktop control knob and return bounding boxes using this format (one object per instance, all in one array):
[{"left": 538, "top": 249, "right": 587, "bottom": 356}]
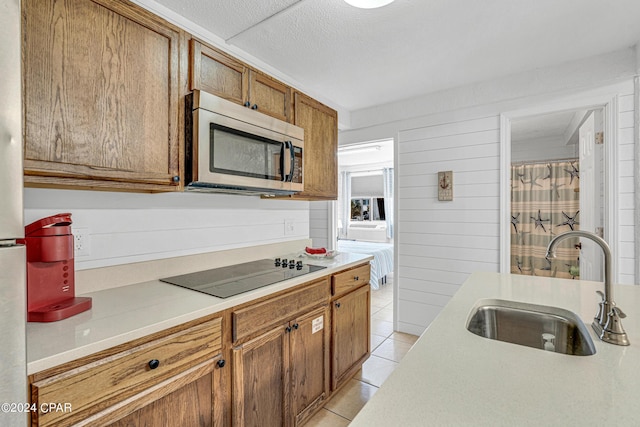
[
  {"left": 296, "top": 260, "right": 303, "bottom": 267},
  {"left": 274, "top": 257, "right": 281, "bottom": 266},
  {"left": 281, "top": 259, "right": 288, "bottom": 265}
]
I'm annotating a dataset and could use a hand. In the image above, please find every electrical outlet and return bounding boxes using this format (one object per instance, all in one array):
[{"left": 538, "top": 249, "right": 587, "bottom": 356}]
[
  {"left": 73, "top": 227, "right": 91, "bottom": 257},
  {"left": 284, "top": 219, "right": 295, "bottom": 236}
]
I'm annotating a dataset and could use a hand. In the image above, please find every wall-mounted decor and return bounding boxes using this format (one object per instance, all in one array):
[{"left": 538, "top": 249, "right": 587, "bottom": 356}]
[{"left": 438, "top": 171, "right": 453, "bottom": 201}]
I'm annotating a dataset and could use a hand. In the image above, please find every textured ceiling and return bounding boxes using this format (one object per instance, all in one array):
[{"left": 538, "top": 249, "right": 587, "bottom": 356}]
[{"left": 154, "top": 0, "right": 640, "bottom": 113}]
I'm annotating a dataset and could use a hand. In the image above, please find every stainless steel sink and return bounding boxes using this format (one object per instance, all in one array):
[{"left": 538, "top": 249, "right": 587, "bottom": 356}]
[{"left": 466, "top": 299, "right": 596, "bottom": 356}]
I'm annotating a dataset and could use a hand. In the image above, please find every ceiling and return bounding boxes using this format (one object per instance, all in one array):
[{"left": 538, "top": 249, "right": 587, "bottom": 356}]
[{"left": 154, "top": 0, "right": 640, "bottom": 114}]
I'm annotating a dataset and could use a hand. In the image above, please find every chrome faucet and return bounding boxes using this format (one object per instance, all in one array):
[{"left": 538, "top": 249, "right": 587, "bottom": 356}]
[{"left": 546, "top": 230, "right": 630, "bottom": 346}]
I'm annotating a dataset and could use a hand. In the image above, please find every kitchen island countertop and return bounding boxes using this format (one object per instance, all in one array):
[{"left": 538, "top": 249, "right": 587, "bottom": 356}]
[
  {"left": 27, "top": 251, "right": 372, "bottom": 375},
  {"left": 350, "top": 272, "right": 640, "bottom": 426}
]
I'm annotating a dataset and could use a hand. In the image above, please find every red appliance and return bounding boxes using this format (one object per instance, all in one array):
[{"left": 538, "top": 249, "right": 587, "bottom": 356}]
[{"left": 19, "top": 213, "right": 92, "bottom": 322}]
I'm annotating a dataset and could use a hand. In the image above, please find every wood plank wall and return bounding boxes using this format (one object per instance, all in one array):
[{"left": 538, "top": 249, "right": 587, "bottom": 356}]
[
  {"left": 396, "top": 91, "right": 636, "bottom": 336},
  {"left": 617, "top": 92, "right": 636, "bottom": 285},
  {"left": 24, "top": 189, "right": 309, "bottom": 270},
  {"left": 396, "top": 116, "right": 501, "bottom": 335}
]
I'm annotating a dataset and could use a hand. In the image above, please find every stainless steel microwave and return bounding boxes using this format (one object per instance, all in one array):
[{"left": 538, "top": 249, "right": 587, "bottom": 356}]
[{"left": 186, "top": 90, "right": 304, "bottom": 196}]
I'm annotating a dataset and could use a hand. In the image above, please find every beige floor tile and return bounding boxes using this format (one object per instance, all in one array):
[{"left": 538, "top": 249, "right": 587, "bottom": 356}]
[
  {"left": 370, "top": 318, "right": 394, "bottom": 338},
  {"left": 304, "top": 408, "right": 350, "bottom": 427},
  {"left": 372, "top": 307, "right": 393, "bottom": 322},
  {"left": 372, "top": 338, "right": 414, "bottom": 362},
  {"left": 354, "top": 355, "right": 399, "bottom": 387},
  {"left": 390, "top": 331, "right": 419, "bottom": 345},
  {"left": 370, "top": 333, "right": 386, "bottom": 351},
  {"left": 323, "top": 379, "right": 378, "bottom": 420}
]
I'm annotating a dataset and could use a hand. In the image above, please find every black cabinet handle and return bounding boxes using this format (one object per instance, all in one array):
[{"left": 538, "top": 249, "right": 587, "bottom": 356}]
[
  {"left": 293, "top": 323, "right": 299, "bottom": 330},
  {"left": 251, "top": 104, "right": 258, "bottom": 110},
  {"left": 216, "top": 359, "right": 226, "bottom": 368},
  {"left": 148, "top": 359, "right": 160, "bottom": 370},
  {"left": 172, "top": 176, "right": 180, "bottom": 183},
  {"left": 286, "top": 326, "right": 292, "bottom": 333},
  {"left": 335, "top": 302, "right": 341, "bottom": 308},
  {"left": 244, "top": 101, "right": 251, "bottom": 107},
  {"left": 354, "top": 276, "right": 359, "bottom": 281}
]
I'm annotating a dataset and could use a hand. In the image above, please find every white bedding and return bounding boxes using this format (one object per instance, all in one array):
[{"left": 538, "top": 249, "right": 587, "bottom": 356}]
[{"left": 337, "top": 240, "right": 394, "bottom": 290}]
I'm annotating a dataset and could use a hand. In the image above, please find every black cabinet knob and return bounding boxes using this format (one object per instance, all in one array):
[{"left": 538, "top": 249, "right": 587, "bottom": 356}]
[
  {"left": 286, "top": 326, "right": 292, "bottom": 333},
  {"left": 354, "top": 276, "right": 359, "bottom": 281},
  {"left": 216, "top": 359, "right": 226, "bottom": 368},
  {"left": 293, "top": 323, "right": 299, "bottom": 330},
  {"left": 172, "top": 176, "right": 180, "bottom": 183},
  {"left": 244, "top": 101, "right": 251, "bottom": 107},
  {"left": 335, "top": 302, "right": 341, "bottom": 308},
  {"left": 148, "top": 359, "right": 160, "bottom": 370},
  {"left": 251, "top": 104, "right": 258, "bottom": 110}
]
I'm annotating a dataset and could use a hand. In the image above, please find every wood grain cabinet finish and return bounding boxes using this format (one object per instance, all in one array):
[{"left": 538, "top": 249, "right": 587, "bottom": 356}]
[
  {"left": 332, "top": 264, "right": 371, "bottom": 297},
  {"left": 190, "top": 39, "right": 290, "bottom": 122},
  {"left": 331, "top": 279, "right": 370, "bottom": 391},
  {"left": 232, "top": 278, "right": 329, "bottom": 343},
  {"left": 232, "top": 305, "right": 330, "bottom": 427},
  {"left": 287, "top": 92, "right": 338, "bottom": 200},
  {"left": 30, "top": 318, "right": 223, "bottom": 427},
  {"left": 22, "top": 0, "right": 183, "bottom": 192},
  {"left": 189, "top": 39, "right": 247, "bottom": 106}
]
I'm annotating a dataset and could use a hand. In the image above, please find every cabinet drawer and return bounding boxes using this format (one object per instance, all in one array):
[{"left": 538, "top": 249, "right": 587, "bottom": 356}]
[
  {"left": 332, "top": 264, "right": 371, "bottom": 297},
  {"left": 233, "top": 278, "right": 329, "bottom": 343},
  {"left": 31, "top": 318, "right": 222, "bottom": 427}
]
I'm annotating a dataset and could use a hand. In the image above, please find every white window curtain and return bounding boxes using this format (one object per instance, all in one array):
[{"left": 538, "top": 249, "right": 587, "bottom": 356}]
[
  {"left": 383, "top": 167, "right": 394, "bottom": 238},
  {"left": 339, "top": 171, "right": 351, "bottom": 239}
]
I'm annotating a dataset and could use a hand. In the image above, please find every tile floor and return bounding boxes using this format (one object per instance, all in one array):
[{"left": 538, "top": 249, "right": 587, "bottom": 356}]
[{"left": 306, "top": 274, "right": 419, "bottom": 426}]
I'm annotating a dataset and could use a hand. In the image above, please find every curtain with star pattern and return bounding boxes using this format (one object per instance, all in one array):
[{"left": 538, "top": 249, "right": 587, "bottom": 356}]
[{"left": 511, "top": 160, "right": 581, "bottom": 279}]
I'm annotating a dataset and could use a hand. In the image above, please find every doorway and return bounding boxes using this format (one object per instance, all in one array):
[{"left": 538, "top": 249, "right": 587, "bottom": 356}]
[
  {"left": 500, "top": 95, "right": 619, "bottom": 282},
  {"left": 509, "top": 108, "right": 603, "bottom": 280}
]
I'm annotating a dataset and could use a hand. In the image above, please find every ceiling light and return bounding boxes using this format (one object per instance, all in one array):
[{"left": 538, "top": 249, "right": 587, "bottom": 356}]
[{"left": 344, "top": 0, "right": 395, "bottom": 9}]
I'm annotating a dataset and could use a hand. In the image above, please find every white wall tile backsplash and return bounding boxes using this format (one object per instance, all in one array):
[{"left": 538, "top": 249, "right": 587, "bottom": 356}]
[{"left": 24, "top": 188, "right": 309, "bottom": 270}]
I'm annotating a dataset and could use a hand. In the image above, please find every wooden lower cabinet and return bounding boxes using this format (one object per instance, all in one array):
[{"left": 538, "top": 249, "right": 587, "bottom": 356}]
[
  {"left": 232, "top": 305, "right": 330, "bottom": 427},
  {"left": 332, "top": 284, "right": 371, "bottom": 390},
  {"left": 29, "top": 318, "right": 224, "bottom": 426},
  {"left": 105, "top": 356, "right": 224, "bottom": 427}
]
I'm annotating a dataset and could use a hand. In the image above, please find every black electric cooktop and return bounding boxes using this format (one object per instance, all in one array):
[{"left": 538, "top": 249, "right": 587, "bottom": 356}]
[{"left": 160, "top": 258, "right": 326, "bottom": 299}]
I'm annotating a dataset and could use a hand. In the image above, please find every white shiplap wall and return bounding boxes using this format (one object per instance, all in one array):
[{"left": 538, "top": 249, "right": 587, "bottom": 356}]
[
  {"left": 618, "top": 93, "right": 636, "bottom": 285},
  {"left": 309, "top": 201, "right": 330, "bottom": 249},
  {"left": 24, "top": 188, "right": 309, "bottom": 270},
  {"left": 397, "top": 116, "right": 501, "bottom": 335},
  {"left": 394, "top": 88, "right": 636, "bottom": 335}
]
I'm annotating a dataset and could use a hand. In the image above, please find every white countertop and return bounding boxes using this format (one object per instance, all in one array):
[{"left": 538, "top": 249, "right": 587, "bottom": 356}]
[
  {"left": 27, "top": 251, "right": 372, "bottom": 375},
  {"left": 350, "top": 272, "right": 640, "bottom": 426}
]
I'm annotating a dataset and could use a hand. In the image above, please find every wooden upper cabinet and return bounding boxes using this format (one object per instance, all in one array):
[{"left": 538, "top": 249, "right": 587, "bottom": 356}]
[
  {"left": 190, "top": 39, "right": 290, "bottom": 122},
  {"left": 22, "top": 0, "right": 183, "bottom": 192},
  {"left": 290, "top": 92, "right": 338, "bottom": 200},
  {"left": 248, "top": 70, "right": 290, "bottom": 122},
  {"left": 189, "top": 39, "right": 248, "bottom": 106}
]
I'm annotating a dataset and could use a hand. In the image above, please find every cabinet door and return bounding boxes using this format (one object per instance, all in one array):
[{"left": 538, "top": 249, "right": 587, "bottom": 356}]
[
  {"left": 248, "top": 70, "right": 290, "bottom": 122},
  {"left": 190, "top": 39, "right": 248, "bottom": 106},
  {"left": 22, "top": 0, "right": 182, "bottom": 192},
  {"left": 290, "top": 306, "right": 330, "bottom": 426},
  {"left": 332, "top": 285, "right": 370, "bottom": 390},
  {"left": 233, "top": 325, "right": 290, "bottom": 427},
  {"left": 290, "top": 92, "right": 338, "bottom": 200},
  {"left": 106, "top": 357, "right": 222, "bottom": 427}
]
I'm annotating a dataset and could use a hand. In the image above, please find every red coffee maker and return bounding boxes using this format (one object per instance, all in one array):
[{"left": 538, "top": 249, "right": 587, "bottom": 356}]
[{"left": 19, "top": 213, "right": 92, "bottom": 322}]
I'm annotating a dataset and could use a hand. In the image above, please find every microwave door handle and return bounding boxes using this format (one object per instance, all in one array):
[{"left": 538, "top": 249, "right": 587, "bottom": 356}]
[
  {"left": 287, "top": 141, "right": 295, "bottom": 182},
  {"left": 280, "top": 142, "right": 287, "bottom": 181}
]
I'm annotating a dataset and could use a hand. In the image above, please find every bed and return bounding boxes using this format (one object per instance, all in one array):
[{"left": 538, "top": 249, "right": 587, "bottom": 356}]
[{"left": 336, "top": 240, "right": 394, "bottom": 290}]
